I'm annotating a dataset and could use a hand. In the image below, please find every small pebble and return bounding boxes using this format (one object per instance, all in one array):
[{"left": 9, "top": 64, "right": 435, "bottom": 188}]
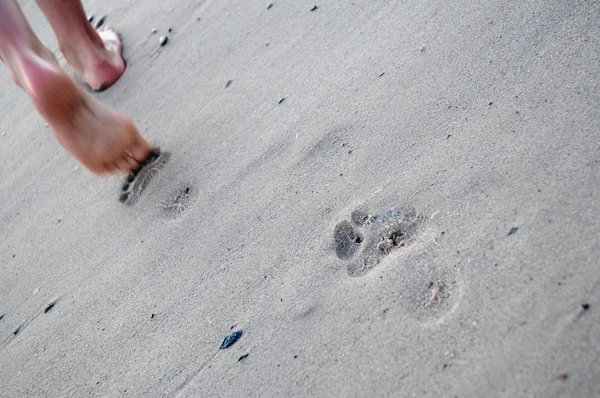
[
  {"left": 238, "top": 353, "right": 249, "bottom": 361},
  {"left": 582, "top": 303, "right": 590, "bottom": 311},
  {"left": 151, "top": 28, "right": 157, "bottom": 34},
  {"left": 122, "top": 182, "right": 129, "bottom": 191},
  {"left": 225, "top": 79, "right": 233, "bottom": 88},
  {"left": 418, "top": 46, "right": 425, "bottom": 52},
  {"left": 95, "top": 15, "right": 106, "bottom": 29},
  {"left": 220, "top": 330, "right": 243, "bottom": 349},
  {"left": 119, "top": 193, "right": 130, "bottom": 203},
  {"left": 278, "top": 97, "right": 285, "bottom": 104},
  {"left": 14, "top": 326, "right": 20, "bottom": 335},
  {"left": 168, "top": 28, "right": 172, "bottom": 32},
  {"left": 87, "top": 15, "right": 94, "bottom": 23},
  {"left": 310, "top": 5, "right": 318, "bottom": 11},
  {"left": 0, "top": 313, "right": 4, "bottom": 321},
  {"left": 508, "top": 226, "right": 519, "bottom": 236},
  {"left": 44, "top": 301, "right": 55, "bottom": 314},
  {"left": 151, "top": 313, "right": 155, "bottom": 319},
  {"left": 267, "top": 3, "right": 273, "bottom": 9},
  {"left": 159, "top": 36, "right": 168, "bottom": 46}
]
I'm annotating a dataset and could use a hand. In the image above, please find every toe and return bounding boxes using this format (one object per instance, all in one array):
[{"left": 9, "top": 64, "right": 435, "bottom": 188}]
[
  {"left": 129, "top": 137, "right": 152, "bottom": 162},
  {"left": 114, "top": 157, "right": 131, "bottom": 173},
  {"left": 124, "top": 155, "right": 139, "bottom": 170},
  {"left": 102, "top": 162, "right": 118, "bottom": 174}
]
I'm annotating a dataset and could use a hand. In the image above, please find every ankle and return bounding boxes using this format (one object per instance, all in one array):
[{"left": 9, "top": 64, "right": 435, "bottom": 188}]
[
  {"left": 58, "top": 25, "right": 105, "bottom": 63},
  {"left": 6, "top": 45, "right": 57, "bottom": 89}
]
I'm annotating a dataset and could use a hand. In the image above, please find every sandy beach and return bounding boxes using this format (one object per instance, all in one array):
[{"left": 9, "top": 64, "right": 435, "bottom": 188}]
[{"left": 1, "top": 0, "right": 599, "bottom": 396}]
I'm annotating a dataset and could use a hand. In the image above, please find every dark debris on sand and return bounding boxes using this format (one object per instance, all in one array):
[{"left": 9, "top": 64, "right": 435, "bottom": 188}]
[
  {"left": 44, "top": 301, "right": 56, "bottom": 314},
  {"left": 95, "top": 15, "right": 106, "bottom": 29},
  {"left": 220, "top": 330, "right": 243, "bottom": 349}
]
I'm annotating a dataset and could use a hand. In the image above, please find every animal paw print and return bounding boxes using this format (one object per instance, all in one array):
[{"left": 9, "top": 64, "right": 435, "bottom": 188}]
[{"left": 333, "top": 206, "right": 426, "bottom": 276}]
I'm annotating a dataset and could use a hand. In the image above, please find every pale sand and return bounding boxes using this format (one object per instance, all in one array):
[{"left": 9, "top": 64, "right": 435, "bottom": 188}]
[{"left": 0, "top": 0, "right": 598, "bottom": 396}]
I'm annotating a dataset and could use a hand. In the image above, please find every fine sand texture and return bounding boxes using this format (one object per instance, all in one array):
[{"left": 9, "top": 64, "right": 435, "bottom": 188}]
[{"left": 1, "top": 0, "right": 599, "bottom": 396}]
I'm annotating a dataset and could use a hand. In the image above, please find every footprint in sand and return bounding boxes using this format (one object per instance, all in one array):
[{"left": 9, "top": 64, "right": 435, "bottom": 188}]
[
  {"left": 333, "top": 204, "right": 462, "bottom": 324},
  {"left": 333, "top": 206, "right": 427, "bottom": 277},
  {"left": 119, "top": 149, "right": 171, "bottom": 206},
  {"left": 159, "top": 185, "right": 197, "bottom": 219}
]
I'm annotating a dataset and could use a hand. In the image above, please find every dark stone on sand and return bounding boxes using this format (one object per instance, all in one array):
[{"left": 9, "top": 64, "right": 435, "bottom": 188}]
[
  {"left": 225, "top": 79, "right": 233, "bottom": 88},
  {"left": 122, "top": 182, "right": 129, "bottom": 191},
  {"left": 88, "top": 15, "right": 94, "bottom": 23},
  {"left": 0, "top": 313, "right": 4, "bottom": 321},
  {"left": 151, "top": 313, "right": 155, "bottom": 319},
  {"left": 119, "top": 193, "right": 130, "bottom": 203},
  {"left": 95, "top": 15, "right": 106, "bottom": 29},
  {"left": 508, "top": 226, "right": 519, "bottom": 236},
  {"left": 278, "top": 97, "right": 285, "bottom": 104},
  {"left": 220, "top": 330, "right": 243, "bottom": 349},
  {"left": 44, "top": 301, "right": 55, "bottom": 313},
  {"left": 238, "top": 353, "right": 249, "bottom": 361},
  {"left": 582, "top": 303, "right": 590, "bottom": 310},
  {"left": 13, "top": 326, "right": 20, "bottom": 335},
  {"left": 267, "top": 3, "right": 273, "bottom": 9},
  {"left": 159, "top": 36, "right": 169, "bottom": 46},
  {"left": 168, "top": 28, "right": 172, "bottom": 32},
  {"left": 310, "top": 5, "right": 318, "bottom": 11}
]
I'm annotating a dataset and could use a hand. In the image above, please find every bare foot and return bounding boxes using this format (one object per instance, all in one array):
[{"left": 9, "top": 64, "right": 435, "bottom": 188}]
[
  {"left": 20, "top": 50, "right": 149, "bottom": 174},
  {"left": 60, "top": 25, "right": 126, "bottom": 91}
]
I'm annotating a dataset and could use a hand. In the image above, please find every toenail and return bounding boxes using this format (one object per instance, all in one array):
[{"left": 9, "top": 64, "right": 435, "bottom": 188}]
[
  {"left": 126, "top": 173, "right": 135, "bottom": 183},
  {"left": 119, "top": 193, "right": 129, "bottom": 203}
]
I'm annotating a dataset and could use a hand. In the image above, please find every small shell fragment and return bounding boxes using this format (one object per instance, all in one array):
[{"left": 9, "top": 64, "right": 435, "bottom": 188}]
[{"left": 159, "top": 36, "right": 168, "bottom": 46}]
